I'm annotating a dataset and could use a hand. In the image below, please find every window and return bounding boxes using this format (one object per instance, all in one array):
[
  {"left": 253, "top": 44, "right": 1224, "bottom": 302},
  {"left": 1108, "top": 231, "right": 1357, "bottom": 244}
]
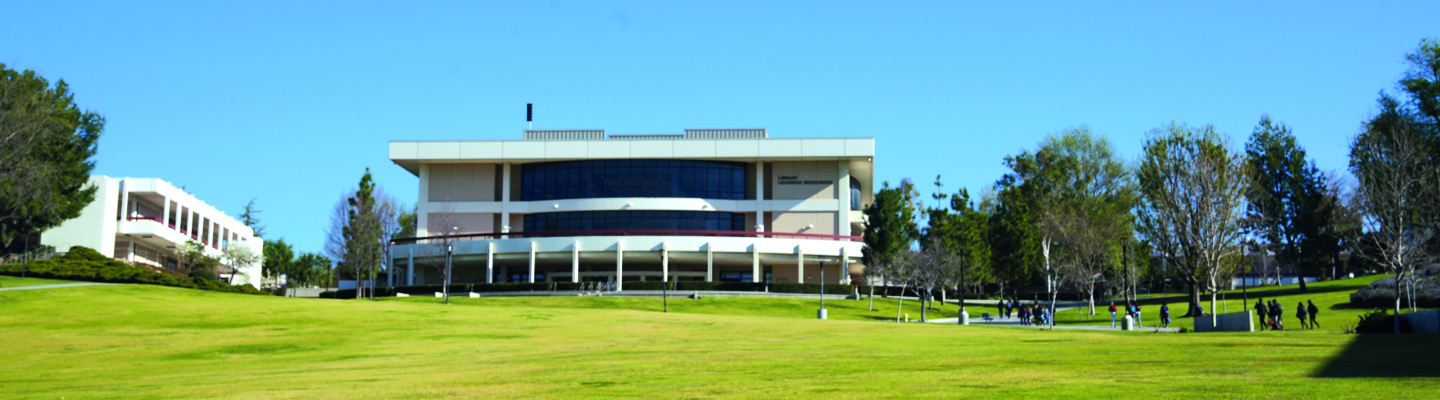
[
  {"left": 850, "top": 177, "right": 862, "bottom": 210},
  {"left": 521, "top": 159, "right": 747, "bottom": 200},
  {"left": 524, "top": 211, "right": 747, "bottom": 232}
]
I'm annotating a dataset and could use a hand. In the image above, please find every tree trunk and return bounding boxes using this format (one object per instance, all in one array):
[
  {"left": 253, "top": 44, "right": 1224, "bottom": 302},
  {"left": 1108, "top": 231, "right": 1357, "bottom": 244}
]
[
  {"left": 896, "top": 282, "right": 908, "bottom": 323},
  {"left": 920, "top": 292, "right": 928, "bottom": 322},
  {"left": 868, "top": 285, "right": 874, "bottom": 311},
  {"left": 1394, "top": 279, "right": 1402, "bottom": 334},
  {"left": 1182, "top": 281, "right": 1203, "bottom": 317},
  {"left": 1210, "top": 288, "right": 1218, "bottom": 327}
]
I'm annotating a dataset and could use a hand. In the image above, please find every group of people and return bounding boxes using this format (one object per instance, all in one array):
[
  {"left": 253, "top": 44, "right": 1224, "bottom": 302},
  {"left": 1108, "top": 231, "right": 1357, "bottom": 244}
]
[
  {"left": 1106, "top": 302, "right": 1172, "bottom": 328},
  {"left": 997, "top": 299, "right": 1053, "bottom": 326},
  {"left": 1255, "top": 298, "right": 1320, "bottom": 330}
]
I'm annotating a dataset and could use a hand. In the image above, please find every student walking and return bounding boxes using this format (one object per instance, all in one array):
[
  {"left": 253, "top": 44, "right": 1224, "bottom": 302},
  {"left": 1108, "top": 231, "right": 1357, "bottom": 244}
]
[
  {"left": 1272, "top": 300, "right": 1284, "bottom": 330},
  {"left": 998, "top": 300, "right": 1007, "bottom": 320},
  {"left": 1255, "top": 298, "right": 1267, "bottom": 331},
  {"left": 1307, "top": 300, "right": 1320, "bottom": 329},
  {"left": 1160, "top": 304, "right": 1171, "bottom": 328},
  {"left": 1134, "top": 303, "right": 1143, "bottom": 327},
  {"left": 1109, "top": 302, "right": 1118, "bottom": 327},
  {"left": 1296, "top": 302, "right": 1309, "bottom": 330}
]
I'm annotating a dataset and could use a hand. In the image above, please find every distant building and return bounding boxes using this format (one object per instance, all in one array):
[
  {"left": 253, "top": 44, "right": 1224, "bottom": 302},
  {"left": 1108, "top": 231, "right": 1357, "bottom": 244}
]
[
  {"left": 388, "top": 128, "right": 873, "bottom": 288},
  {"left": 40, "top": 176, "right": 263, "bottom": 288}
]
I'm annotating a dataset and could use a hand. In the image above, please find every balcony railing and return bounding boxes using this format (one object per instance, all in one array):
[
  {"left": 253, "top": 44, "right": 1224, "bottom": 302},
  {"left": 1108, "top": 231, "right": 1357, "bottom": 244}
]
[
  {"left": 391, "top": 229, "right": 861, "bottom": 245},
  {"left": 127, "top": 217, "right": 213, "bottom": 247}
]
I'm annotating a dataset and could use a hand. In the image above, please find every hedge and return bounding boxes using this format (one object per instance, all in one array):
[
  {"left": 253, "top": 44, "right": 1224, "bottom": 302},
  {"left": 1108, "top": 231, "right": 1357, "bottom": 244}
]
[{"left": 0, "top": 246, "right": 267, "bottom": 296}]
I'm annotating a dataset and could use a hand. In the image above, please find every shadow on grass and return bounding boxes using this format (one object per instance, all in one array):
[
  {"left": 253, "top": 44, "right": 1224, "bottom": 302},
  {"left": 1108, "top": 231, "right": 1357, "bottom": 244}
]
[{"left": 1313, "top": 335, "right": 1440, "bottom": 378}]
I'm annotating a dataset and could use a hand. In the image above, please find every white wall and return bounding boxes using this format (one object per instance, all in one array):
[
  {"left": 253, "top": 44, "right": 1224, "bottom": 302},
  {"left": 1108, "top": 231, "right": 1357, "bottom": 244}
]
[{"left": 41, "top": 176, "right": 119, "bottom": 255}]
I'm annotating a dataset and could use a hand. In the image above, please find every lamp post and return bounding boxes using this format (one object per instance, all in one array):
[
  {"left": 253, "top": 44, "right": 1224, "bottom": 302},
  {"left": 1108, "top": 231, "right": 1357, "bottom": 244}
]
[
  {"left": 818, "top": 262, "right": 827, "bottom": 320},
  {"left": 443, "top": 226, "right": 458, "bottom": 305}
]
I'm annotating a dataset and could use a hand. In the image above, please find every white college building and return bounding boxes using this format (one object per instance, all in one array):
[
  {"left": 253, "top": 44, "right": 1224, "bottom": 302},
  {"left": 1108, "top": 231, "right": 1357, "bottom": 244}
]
[
  {"left": 388, "top": 128, "right": 873, "bottom": 288},
  {"left": 40, "top": 176, "right": 263, "bottom": 288}
]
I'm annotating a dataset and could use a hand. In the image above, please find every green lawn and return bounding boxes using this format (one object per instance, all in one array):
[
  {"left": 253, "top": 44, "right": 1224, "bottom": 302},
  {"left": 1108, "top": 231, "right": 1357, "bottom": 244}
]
[
  {"left": 1051, "top": 275, "right": 1414, "bottom": 331},
  {"left": 1, "top": 282, "right": 1436, "bottom": 399},
  {"left": 0, "top": 275, "right": 78, "bottom": 288},
  {"left": 387, "top": 292, "right": 964, "bottom": 323}
]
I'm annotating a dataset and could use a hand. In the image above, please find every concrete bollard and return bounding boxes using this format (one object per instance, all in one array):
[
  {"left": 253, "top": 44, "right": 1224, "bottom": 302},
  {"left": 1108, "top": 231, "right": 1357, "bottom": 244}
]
[
  {"left": 468, "top": 292, "right": 480, "bottom": 298},
  {"left": 904, "top": 313, "right": 909, "bottom": 323},
  {"left": 434, "top": 292, "right": 444, "bottom": 298},
  {"left": 959, "top": 311, "right": 970, "bottom": 326},
  {"left": 396, "top": 293, "right": 410, "bottom": 298},
  {"left": 1122, "top": 315, "right": 1135, "bottom": 331},
  {"left": 817, "top": 309, "right": 828, "bottom": 320}
]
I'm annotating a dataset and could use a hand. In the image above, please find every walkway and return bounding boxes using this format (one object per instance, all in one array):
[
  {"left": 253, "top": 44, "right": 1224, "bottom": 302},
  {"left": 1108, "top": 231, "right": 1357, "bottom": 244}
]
[
  {"left": 925, "top": 308, "right": 1180, "bottom": 332},
  {"left": 0, "top": 282, "right": 118, "bottom": 291}
]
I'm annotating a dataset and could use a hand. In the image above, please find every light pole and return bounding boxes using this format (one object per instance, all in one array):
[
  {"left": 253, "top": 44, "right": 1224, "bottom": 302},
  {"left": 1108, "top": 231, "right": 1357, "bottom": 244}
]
[
  {"left": 443, "top": 226, "right": 458, "bottom": 305},
  {"left": 818, "top": 262, "right": 827, "bottom": 320}
]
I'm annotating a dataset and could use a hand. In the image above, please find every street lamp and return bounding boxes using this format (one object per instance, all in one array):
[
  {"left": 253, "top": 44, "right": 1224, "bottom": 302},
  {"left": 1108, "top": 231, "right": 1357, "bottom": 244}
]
[{"left": 443, "top": 226, "right": 458, "bottom": 305}]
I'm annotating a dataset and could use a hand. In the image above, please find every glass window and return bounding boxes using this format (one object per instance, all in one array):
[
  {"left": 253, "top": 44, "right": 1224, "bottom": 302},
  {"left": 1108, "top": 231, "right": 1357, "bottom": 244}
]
[
  {"left": 523, "top": 211, "right": 748, "bottom": 232},
  {"left": 520, "top": 159, "right": 748, "bottom": 200}
]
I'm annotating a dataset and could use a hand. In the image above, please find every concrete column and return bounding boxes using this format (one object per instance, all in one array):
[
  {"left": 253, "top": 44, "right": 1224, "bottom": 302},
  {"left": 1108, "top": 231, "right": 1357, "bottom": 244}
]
[
  {"left": 417, "top": 164, "right": 429, "bottom": 237},
  {"left": 841, "top": 247, "right": 850, "bottom": 284},
  {"left": 161, "top": 197, "right": 170, "bottom": 228},
  {"left": 616, "top": 242, "right": 624, "bottom": 291},
  {"left": 118, "top": 179, "right": 130, "bottom": 220},
  {"left": 706, "top": 242, "right": 714, "bottom": 282},
  {"left": 128, "top": 241, "right": 136, "bottom": 262},
  {"left": 661, "top": 241, "right": 669, "bottom": 282},
  {"left": 501, "top": 163, "right": 512, "bottom": 233},
  {"left": 407, "top": 247, "right": 415, "bottom": 285},
  {"left": 528, "top": 240, "right": 536, "bottom": 283},
  {"left": 838, "top": 161, "right": 851, "bottom": 237},
  {"left": 755, "top": 161, "right": 765, "bottom": 232},
  {"left": 486, "top": 242, "right": 494, "bottom": 284},
  {"left": 572, "top": 240, "right": 580, "bottom": 283},
  {"left": 752, "top": 244, "right": 761, "bottom": 283},
  {"left": 797, "top": 247, "right": 805, "bottom": 284}
]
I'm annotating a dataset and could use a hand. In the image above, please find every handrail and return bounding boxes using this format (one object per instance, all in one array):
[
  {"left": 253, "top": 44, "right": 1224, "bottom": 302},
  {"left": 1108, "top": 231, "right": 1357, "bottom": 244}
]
[
  {"left": 390, "top": 229, "right": 861, "bottom": 245},
  {"left": 126, "top": 216, "right": 164, "bottom": 223}
]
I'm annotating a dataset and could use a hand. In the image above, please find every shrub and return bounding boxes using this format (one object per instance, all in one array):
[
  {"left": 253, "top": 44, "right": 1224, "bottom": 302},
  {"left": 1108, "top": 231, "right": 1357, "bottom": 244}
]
[
  {"left": 189, "top": 269, "right": 218, "bottom": 281},
  {"left": 0, "top": 246, "right": 266, "bottom": 296},
  {"left": 1354, "top": 309, "right": 1413, "bottom": 334}
]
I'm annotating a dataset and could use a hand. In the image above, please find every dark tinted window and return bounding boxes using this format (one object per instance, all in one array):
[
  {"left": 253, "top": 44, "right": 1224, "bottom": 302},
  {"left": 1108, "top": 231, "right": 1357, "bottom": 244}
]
[
  {"left": 524, "top": 211, "right": 748, "bottom": 232},
  {"left": 521, "top": 159, "right": 747, "bottom": 200}
]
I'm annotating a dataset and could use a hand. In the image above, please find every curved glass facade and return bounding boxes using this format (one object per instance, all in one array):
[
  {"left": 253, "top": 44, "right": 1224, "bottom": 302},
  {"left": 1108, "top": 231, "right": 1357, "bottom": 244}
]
[
  {"left": 521, "top": 159, "right": 747, "bottom": 201},
  {"left": 524, "top": 211, "right": 747, "bottom": 232}
]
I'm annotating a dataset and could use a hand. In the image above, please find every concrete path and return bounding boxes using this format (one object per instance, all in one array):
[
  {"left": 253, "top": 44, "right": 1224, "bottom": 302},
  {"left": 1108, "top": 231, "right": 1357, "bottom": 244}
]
[{"left": 0, "top": 282, "right": 118, "bottom": 291}]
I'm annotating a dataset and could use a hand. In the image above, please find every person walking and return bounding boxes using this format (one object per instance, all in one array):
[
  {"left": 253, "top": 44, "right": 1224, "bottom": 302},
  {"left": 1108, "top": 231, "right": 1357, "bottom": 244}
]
[
  {"left": 1134, "top": 303, "right": 1143, "bottom": 327},
  {"left": 1307, "top": 300, "right": 1320, "bottom": 329},
  {"left": 1109, "top": 301, "right": 1118, "bottom": 328},
  {"left": 1255, "top": 298, "right": 1267, "bottom": 331},
  {"left": 1272, "top": 300, "right": 1284, "bottom": 330},
  {"left": 1296, "top": 301, "right": 1309, "bottom": 330},
  {"left": 998, "top": 299, "right": 1007, "bottom": 320},
  {"left": 1018, "top": 303, "right": 1029, "bottom": 326},
  {"left": 1160, "top": 303, "right": 1171, "bottom": 328}
]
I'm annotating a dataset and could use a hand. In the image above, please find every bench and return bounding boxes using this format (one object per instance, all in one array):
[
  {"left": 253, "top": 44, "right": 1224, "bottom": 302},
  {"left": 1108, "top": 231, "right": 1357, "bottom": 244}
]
[{"left": 982, "top": 312, "right": 994, "bottom": 323}]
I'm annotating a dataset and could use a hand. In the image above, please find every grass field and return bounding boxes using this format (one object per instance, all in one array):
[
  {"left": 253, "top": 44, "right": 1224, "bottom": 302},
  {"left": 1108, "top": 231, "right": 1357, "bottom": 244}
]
[
  {"left": 1049, "top": 275, "right": 1412, "bottom": 331},
  {"left": 2, "top": 277, "right": 1437, "bottom": 399},
  {"left": 0, "top": 275, "right": 78, "bottom": 288}
]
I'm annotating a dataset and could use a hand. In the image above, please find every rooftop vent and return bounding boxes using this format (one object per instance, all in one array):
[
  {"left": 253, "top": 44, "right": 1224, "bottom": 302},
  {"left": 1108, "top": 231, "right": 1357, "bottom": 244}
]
[{"left": 683, "top": 128, "right": 768, "bottom": 139}]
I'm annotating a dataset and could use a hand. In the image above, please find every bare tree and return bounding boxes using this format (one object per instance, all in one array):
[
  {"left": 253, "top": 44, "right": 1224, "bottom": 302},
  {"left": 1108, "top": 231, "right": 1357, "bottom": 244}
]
[
  {"left": 909, "top": 241, "right": 955, "bottom": 322},
  {"left": 1350, "top": 113, "right": 1436, "bottom": 333},
  {"left": 415, "top": 203, "right": 471, "bottom": 305},
  {"left": 221, "top": 244, "right": 261, "bottom": 286},
  {"left": 1136, "top": 123, "right": 1248, "bottom": 326}
]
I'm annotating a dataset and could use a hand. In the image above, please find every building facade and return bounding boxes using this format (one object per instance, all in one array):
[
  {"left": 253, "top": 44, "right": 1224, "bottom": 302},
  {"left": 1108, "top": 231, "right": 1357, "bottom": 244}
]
[
  {"left": 40, "top": 176, "right": 263, "bottom": 287},
  {"left": 388, "top": 129, "right": 872, "bottom": 288}
]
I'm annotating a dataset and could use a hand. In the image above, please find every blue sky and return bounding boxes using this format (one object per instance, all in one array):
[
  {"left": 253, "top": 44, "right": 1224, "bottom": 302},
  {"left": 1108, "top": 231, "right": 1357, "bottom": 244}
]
[{"left": 3, "top": 1, "right": 1436, "bottom": 254}]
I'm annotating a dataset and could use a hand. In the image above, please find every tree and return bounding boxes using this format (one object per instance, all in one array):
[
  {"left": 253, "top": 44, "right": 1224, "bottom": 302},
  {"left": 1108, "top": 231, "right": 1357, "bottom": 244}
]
[
  {"left": 1034, "top": 128, "right": 1135, "bottom": 316},
  {"left": 240, "top": 199, "right": 265, "bottom": 238},
  {"left": 1350, "top": 101, "right": 1436, "bottom": 334},
  {"left": 394, "top": 205, "right": 417, "bottom": 241},
  {"left": 923, "top": 176, "right": 990, "bottom": 315},
  {"left": 861, "top": 180, "right": 921, "bottom": 311},
  {"left": 1399, "top": 38, "right": 1440, "bottom": 127},
  {"left": 987, "top": 183, "right": 1039, "bottom": 300},
  {"left": 1135, "top": 122, "right": 1248, "bottom": 325},
  {"left": 1243, "top": 115, "right": 1331, "bottom": 291},
  {"left": 174, "top": 240, "right": 218, "bottom": 273},
  {"left": 262, "top": 238, "right": 294, "bottom": 293},
  {"left": 293, "top": 252, "right": 332, "bottom": 288},
  {"left": 325, "top": 168, "right": 400, "bottom": 300},
  {"left": 0, "top": 64, "right": 104, "bottom": 249},
  {"left": 221, "top": 243, "right": 261, "bottom": 285}
]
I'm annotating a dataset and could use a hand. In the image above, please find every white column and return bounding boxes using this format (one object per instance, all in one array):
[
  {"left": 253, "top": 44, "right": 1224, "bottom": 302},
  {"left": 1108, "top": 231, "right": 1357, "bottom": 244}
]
[
  {"left": 755, "top": 161, "right": 765, "bottom": 233},
  {"left": 841, "top": 247, "right": 850, "bottom": 285},
  {"left": 706, "top": 242, "right": 714, "bottom": 282},
  {"left": 128, "top": 241, "right": 136, "bottom": 262},
  {"left": 528, "top": 240, "right": 536, "bottom": 283},
  {"left": 616, "top": 242, "right": 624, "bottom": 291},
  {"left": 161, "top": 197, "right": 170, "bottom": 228},
  {"left": 797, "top": 247, "right": 805, "bottom": 284},
  {"left": 838, "top": 161, "right": 852, "bottom": 237},
  {"left": 486, "top": 242, "right": 494, "bottom": 284},
  {"left": 752, "top": 244, "right": 761, "bottom": 283},
  {"left": 572, "top": 240, "right": 580, "bottom": 283},
  {"left": 118, "top": 179, "right": 130, "bottom": 220},
  {"left": 501, "top": 163, "right": 512, "bottom": 233},
  {"left": 661, "top": 241, "right": 669, "bottom": 282},
  {"left": 417, "top": 164, "right": 429, "bottom": 237},
  {"left": 406, "top": 247, "right": 415, "bottom": 285}
]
